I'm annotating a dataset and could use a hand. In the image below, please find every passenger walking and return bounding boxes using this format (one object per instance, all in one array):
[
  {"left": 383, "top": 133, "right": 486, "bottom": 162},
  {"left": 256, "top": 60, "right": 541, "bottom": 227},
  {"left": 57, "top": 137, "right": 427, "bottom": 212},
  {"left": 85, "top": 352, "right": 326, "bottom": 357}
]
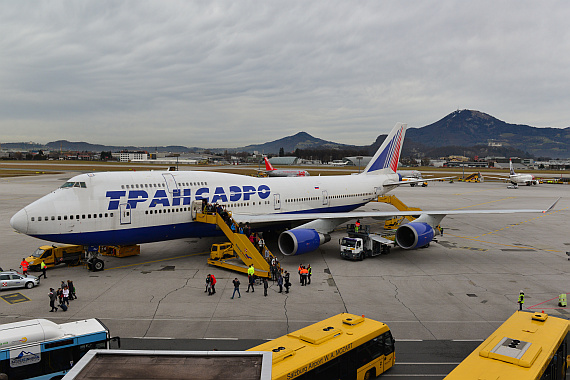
[
  {"left": 518, "top": 291, "right": 525, "bottom": 310},
  {"left": 205, "top": 275, "right": 212, "bottom": 295},
  {"left": 231, "top": 278, "right": 241, "bottom": 299},
  {"left": 20, "top": 258, "right": 29, "bottom": 276},
  {"left": 40, "top": 261, "right": 47, "bottom": 279},
  {"left": 307, "top": 264, "right": 312, "bottom": 285},
  {"left": 62, "top": 285, "right": 70, "bottom": 306},
  {"left": 277, "top": 274, "right": 283, "bottom": 293},
  {"left": 258, "top": 236, "right": 264, "bottom": 253},
  {"left": 211, "top": 274, "right": 217, "bottom": 295},
  {"left": 263, "top": 278, "right": 268, "bottom": 297},
  {"left": 67, "top": 280, "right": 76, "bottom": 300},
  {"left": 49, "top": 288, "right": 58, "bottom": 312},
  {"left": 284, "top": 271, "right": 291, "bottom": 293}
]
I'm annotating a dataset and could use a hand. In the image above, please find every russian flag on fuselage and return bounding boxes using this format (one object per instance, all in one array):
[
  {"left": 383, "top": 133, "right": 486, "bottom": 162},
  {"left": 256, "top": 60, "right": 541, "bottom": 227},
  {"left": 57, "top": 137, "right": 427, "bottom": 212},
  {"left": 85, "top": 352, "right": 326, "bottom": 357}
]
[{"left": 362, "top": 123, "right": 407, "bottom": 174}]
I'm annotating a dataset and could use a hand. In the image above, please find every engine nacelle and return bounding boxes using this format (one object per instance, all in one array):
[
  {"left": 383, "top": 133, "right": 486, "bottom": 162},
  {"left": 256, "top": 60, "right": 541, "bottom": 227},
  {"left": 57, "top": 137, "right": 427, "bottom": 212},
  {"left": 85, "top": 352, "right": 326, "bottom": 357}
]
[
  {"left": 395, "top": 222, "right": 435, "bottom": 250},
  {"left": 278, "top": 229, "right": 331, "bottom": 256}
]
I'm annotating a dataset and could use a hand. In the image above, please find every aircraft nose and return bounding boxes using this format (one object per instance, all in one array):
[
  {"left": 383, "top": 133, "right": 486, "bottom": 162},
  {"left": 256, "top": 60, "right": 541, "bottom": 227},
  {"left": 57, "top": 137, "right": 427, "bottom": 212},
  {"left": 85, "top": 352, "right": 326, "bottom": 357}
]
[{"left": 10, "top": 208, "right": 29, "bottom": 234}]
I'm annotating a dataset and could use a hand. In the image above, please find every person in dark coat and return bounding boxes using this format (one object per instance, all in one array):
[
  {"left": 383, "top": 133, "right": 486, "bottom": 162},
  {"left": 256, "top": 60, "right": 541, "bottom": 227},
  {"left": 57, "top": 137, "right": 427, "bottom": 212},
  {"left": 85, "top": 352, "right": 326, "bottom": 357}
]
[
  {"left": 263, "top": 278, "right": 268, "bottom": 297},
  {"left": 284, "top": 271, "right": 291, "bottom": 294}
]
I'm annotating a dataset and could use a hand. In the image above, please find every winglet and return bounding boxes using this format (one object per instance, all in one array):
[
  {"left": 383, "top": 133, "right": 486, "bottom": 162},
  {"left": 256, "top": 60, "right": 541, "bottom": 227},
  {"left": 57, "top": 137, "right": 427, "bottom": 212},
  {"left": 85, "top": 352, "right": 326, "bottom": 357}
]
[
  {"left": 544, "top": 197, "right": 561, "bottom": 213},
  {"left": 362, "top": 123, "right": 407, "bottom": 175},
  {"left": 264, "top": 157, "right": 275, "bottom": 171}
]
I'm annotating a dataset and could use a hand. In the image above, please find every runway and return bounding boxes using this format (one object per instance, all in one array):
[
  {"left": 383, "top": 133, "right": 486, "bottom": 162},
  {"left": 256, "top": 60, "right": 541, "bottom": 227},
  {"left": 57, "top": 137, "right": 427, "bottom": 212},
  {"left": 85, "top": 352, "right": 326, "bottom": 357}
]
[{"left": 1, "top": 173, "right": 569, "bottom": 378}]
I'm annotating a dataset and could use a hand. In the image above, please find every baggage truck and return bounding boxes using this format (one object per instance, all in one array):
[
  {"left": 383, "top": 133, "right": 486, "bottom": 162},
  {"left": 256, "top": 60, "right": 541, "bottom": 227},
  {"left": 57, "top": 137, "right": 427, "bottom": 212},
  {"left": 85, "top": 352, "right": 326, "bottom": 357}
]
[{"left": 26, "top": 245, "right": 106, "bottom": 271}]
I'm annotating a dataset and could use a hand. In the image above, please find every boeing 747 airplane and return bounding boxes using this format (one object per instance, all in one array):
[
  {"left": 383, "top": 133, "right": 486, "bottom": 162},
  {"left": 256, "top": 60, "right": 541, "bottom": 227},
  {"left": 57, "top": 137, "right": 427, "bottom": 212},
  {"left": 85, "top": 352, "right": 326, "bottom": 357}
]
[{"left": 10, "top": 123, "right": 556, "bottom": 256}]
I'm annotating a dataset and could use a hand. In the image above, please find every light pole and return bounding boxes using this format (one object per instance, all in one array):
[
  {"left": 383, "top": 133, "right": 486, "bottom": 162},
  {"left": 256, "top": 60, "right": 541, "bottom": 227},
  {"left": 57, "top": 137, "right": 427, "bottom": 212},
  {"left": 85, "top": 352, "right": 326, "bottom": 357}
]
[{"left": 357, "top": 156, "right": 363, "bottom": 173}]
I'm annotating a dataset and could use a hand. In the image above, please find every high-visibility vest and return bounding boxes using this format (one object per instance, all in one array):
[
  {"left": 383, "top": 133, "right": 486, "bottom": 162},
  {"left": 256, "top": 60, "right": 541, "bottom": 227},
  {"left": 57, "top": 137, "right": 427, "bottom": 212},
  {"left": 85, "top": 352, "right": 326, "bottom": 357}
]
[
  {"left": 248, "top": 266, "right": 255, "bottom": 276},
  {"left": 518, "top": 294, "right": 525, "bottom": 304},
  {"left": 40, "top": 262, "right": 46, "bottom": 269}
]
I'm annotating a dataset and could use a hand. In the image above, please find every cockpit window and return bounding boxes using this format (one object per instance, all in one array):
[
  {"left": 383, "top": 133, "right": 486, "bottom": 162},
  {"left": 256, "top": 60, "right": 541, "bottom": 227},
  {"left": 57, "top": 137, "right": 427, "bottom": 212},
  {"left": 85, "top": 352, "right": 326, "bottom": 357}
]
[{"left": 61, "top": 181, "right": 87, "bottom": 188}]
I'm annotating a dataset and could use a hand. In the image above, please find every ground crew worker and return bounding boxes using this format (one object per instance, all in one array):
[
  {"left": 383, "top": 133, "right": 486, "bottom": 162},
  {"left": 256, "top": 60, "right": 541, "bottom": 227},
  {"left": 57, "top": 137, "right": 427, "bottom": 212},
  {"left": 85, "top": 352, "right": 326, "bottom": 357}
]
[
  {"left": 40, "top": 261, "right": 47, "bottom": 279},
  {"left": 210, "top": 274, "right": 217, "bottom": 295},
  {"left": 518, "top": 291, "right": 525, "bottom": 310},
  {"left": 20, "top": 258, "right": 29, "bottom": 276},
  {"left": 298, "top": 264, "right": 303, "bottom": 284},
  {"left": 307, "top": 264, "right": 312, "bottom": 285},
  {"left": 300, "top": 266, "right": 309, "bottom": 286},
  {"left": 247, "top": 265, "right": 255, "bottom": 292},
  {"left": 355, "top": 219, "right": 361, "bottom": 233}
]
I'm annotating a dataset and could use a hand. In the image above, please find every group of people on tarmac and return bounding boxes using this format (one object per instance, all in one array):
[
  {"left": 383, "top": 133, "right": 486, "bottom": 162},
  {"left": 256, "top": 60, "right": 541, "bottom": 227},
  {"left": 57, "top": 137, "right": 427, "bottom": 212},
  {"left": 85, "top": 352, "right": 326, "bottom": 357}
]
[
  {"left": 205, "top": 274, "right": 217, "bottom": 295},
  {"left": 48, "top": 280, "right": 76, "bottom": 312},
  {"left": 298, "top": 264, "right": 312, "bottom": 286}
]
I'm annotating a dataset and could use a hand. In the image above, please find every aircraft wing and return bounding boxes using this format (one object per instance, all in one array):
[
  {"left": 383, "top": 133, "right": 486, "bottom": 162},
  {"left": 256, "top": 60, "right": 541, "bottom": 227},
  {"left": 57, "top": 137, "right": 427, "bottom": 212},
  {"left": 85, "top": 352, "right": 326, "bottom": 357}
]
[
  {"left": 383, "top": 176, "right": 455, "bottom": 186},
  {"left": 232, "top": 198, "right": 560, "bottom": 233}
]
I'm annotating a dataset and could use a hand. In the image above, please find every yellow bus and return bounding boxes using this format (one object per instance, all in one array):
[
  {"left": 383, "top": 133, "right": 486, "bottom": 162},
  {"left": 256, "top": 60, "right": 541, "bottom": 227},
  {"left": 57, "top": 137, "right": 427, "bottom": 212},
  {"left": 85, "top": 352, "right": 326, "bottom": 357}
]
[
  {"left": 248, "top": 313, "right": 395, "bottom": 380},
  {"left": 445, "top": 310, "right": 569, "bottom": 380}
]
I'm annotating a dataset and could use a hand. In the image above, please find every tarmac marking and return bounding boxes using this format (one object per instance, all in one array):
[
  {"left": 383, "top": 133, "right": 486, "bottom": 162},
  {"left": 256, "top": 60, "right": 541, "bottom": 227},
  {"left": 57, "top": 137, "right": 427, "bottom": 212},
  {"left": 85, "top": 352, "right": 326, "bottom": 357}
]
[
  {"left": 444, "top": 235, "right": 538, "bottom": 251},
  {"left": 1, "top": 293, "right": 30, "bottom": 304},
  {"left": 203, "top": 337, "right": 239, "bottom": 340},
  {"left": 453, "top": 189, "right": 502, "bottom": 196},
  {"left": 104, "top": 251, "right": 209, "bottom": 270},
  {"left": 451, "top": 197, "right": 516, "bottom": 210},
  {"left": 528, "top": 295, "right": 569, "bottom": 310}
]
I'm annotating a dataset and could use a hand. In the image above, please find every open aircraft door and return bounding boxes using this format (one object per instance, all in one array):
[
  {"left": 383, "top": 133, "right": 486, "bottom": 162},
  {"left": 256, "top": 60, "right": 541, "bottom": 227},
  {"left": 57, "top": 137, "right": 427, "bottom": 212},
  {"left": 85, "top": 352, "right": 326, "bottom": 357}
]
[
  {"left": 322, "top": 190, "right": 329, "bottom": 206},
  {"left": 274, "top": 194, "right": 281, "bottom": 210},
  {"left": 162, "top": 173, "right": 179, "bottom": 193},
  {"left": 374, "top": 187, "right": 382, "bottom": 197},
  {"left": 119, "top": 203, "right": 131, "bottom": 225}
]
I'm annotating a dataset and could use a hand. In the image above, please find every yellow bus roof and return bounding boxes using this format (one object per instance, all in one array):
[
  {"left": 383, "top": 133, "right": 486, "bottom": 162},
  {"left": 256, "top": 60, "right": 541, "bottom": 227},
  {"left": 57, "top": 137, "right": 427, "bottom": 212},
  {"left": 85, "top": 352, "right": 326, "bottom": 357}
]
[
  {"left": 445, "top": 311, "right": 569, "bottom": 379},
  {"left": 248, "top": 313, "right": 390, "bottom": 380}
]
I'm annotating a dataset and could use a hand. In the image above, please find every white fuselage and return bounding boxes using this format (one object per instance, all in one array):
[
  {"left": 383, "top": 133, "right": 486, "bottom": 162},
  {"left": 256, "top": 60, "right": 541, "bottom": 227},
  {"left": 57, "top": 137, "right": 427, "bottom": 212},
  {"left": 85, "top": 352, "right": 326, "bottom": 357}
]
[{"left": 10, "top": 170, "right": 394, "bottom": 246}]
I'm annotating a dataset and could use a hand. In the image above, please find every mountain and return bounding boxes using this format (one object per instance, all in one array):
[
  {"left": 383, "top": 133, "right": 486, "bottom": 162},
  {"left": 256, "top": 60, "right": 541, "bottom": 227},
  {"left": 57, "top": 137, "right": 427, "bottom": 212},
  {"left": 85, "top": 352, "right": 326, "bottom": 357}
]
[
  {"left": 2, "top": 110, "right": 569, "bottom": 158},
  {"left": 234, "top": 132, "right": 352, "bottom": 154},
  {"left": 406, "top": 110, "right": 570, "bottom": 158}
]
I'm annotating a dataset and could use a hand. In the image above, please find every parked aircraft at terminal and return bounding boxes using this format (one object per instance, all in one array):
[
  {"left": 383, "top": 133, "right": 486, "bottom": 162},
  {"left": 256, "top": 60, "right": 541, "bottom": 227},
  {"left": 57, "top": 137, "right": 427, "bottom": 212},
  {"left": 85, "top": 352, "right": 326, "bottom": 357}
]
[
  {"left": 486, "top": 159, "right": 539, "bottom": 186},
  {"left": 10, "top": 123, "right": 557, "bottom": 256},
  {"left": 263, "top": 157, "right": 310, "bottom": 177}
]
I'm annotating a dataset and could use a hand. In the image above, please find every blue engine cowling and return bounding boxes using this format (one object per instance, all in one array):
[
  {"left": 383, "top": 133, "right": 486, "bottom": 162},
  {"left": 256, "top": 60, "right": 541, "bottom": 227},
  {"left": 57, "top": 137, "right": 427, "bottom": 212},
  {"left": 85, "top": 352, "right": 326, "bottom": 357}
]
[
  {"left": 395, "top": 222, "right": 435, "bottom": 249},
  {"left": 278, "top": 229, "right": 331, "bottom": 256}
]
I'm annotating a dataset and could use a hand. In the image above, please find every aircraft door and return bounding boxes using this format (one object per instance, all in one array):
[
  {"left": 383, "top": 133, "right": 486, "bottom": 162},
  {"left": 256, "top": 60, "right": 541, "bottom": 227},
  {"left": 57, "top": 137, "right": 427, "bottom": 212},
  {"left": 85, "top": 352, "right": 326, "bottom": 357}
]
[
  {"left": 119, "top": 203, "right": 131, "bottom": 225},
  {"left": 374, "top": 187, "right": 382, "bottom": 197},
  {"left": 274, "top": 194, "right": 281, "bottom": 210},
  {"left": 162, "top": 173, "right": 179, "bottom": 194},
  {"left": 322, "top": 190, "right": 329, "bottom": 206}
]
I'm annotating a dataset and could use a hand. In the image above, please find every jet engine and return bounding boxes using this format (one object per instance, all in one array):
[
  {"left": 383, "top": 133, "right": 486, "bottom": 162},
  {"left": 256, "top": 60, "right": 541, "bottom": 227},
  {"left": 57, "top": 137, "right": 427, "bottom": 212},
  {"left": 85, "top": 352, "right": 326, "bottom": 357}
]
[
  {"left": 395, "top": 222, "right": 435, "bottom": 249},
  {"left": 278, "top": 229, "right": 331, "bottom": 256}
]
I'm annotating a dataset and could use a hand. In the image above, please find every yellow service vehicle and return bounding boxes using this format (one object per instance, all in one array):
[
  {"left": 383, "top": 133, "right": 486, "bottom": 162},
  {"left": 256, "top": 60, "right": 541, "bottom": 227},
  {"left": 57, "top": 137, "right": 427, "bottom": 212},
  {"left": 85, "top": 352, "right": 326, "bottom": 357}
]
[
  {"left": 26, "top": 245, "right": 84, "bottom": 271},
  {"left": 210, "top": 243, "right": 235, "bottom": 260}
]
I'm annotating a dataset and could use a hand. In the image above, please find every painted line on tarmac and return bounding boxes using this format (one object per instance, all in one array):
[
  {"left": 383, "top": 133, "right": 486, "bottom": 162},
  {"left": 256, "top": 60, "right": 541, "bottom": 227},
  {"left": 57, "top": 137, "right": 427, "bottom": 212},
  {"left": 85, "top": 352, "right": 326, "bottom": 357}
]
[
  {"left": 452, "top": 339, "right": 484, "bottom": 342},
  {"left": 451, "top": 197, "right": 516, "bottom": 210},
  {"left": 443, "top": 235, "right": 538, "bottom": 251},
  {"left": 104, "top": 251, "right": 208, "bottom": 270},
  {"left": 203, "top": 337, "right": 239, "bottom": 340}
]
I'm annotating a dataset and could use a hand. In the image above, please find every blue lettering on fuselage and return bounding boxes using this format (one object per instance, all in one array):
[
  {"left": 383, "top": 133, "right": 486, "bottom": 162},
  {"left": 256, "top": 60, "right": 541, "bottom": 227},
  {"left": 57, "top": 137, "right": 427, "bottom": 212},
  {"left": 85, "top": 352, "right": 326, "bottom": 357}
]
[{"left": 106, "top": 185, "right": 271, "bottom": 210}]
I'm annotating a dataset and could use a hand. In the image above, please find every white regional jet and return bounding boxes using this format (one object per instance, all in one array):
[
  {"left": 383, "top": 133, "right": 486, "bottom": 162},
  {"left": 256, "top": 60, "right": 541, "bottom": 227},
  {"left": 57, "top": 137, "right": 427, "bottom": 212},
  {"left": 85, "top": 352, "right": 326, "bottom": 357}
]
[
  {"left": 487, "top": 159, "right": 539, "bottom": 186},
  {"left": 10, "top": 123, "right": 556, "bottom": 256}
]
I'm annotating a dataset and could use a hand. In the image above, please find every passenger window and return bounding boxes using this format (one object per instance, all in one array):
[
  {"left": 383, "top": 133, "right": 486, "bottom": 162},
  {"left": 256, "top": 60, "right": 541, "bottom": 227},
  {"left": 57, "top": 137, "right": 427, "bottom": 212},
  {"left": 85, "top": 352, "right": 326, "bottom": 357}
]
[
  {"left": 110, "top": 213, "right": 114, "bottom": 217},
  {"left": 51, "top": 216, "right": 55, "bottom": 220},
  {"left": 105, "top": 213, "right": 108, "bottom": 217},
  {"left": 45, "top": 216, "right": 48, "bottom": 221},
  {"left": 121, "top": 185, "right": 125, "bottom": 189},
  {"left": 58, "top": 216, "right": 61, "bottom": 220},
  {"left": 99, "top": 214, "right": 102, "bottom": 218},
  {"left": 145, "top": 211, "right": 148, "bottom": 214},
  {"left": 31, "top": 217, "right": 35, "bottom": 221},
  {"left": 76, "top": 215, "right": 79, "bottom": 220},
  {"left": 64, "top": 216, "right": 67, "bottom": 220},
  {"left": 88, "top": 214, "right": 91, "bottom": 219},
  {"left": 38, "top": 217, "right": 42, "bottom": 221},
  {"left": 82, "top": 215, "right": 86, "bottom": 219},
  {"left": 93, "top": 214, "right": 97, "bottom": 218}
]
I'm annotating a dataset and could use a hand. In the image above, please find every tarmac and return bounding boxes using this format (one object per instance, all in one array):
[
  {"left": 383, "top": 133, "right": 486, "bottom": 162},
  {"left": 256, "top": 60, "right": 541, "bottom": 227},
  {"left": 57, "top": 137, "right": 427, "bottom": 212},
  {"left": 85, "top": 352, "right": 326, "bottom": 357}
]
[{"left": 1, "top": 173, "right": 569, "bottom": 345}]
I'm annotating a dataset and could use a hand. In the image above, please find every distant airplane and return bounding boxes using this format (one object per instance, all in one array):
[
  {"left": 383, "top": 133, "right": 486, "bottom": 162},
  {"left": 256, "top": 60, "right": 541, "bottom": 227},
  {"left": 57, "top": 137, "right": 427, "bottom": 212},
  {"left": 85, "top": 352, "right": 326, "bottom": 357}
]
[
  {"left": 329, "top": 160, "right": 349, "bottom": 166},
  {"left": 263, "top": 157, "right": 310, "bottom": 177},
  {"left": 397, "top": 170, "right": 428, "bottom": 187},
  {"left": 10, "top": 123, "right": 556, "bottom": 257},
  {"left": 487, "top": 159, "right": 539, "bottom": 186}
]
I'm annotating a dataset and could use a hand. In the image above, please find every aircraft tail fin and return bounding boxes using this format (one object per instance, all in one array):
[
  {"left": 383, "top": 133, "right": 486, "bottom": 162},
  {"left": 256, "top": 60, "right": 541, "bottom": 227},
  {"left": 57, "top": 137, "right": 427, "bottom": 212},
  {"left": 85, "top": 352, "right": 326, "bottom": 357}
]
[
  {"left": 264, "top": 157, "right": 275, "bottom": 171},
  {"left": 509, "top": 159, "right": 515, "bottom": 176},
  {"left": 362, "top": 123, "right": 407, "bottom": 175}
]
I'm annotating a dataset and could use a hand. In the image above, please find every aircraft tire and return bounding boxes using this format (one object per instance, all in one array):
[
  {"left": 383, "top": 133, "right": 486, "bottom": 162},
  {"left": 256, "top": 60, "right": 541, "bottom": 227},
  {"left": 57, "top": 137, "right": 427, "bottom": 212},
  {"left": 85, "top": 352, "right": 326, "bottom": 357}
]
[{"left": 92, "top": 259, "right": 104, "bottom": 272}]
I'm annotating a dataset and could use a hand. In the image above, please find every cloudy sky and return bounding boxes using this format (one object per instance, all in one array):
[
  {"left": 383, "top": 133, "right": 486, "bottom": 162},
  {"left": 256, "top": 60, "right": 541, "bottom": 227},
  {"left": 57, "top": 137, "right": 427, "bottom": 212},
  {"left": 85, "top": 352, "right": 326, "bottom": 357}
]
[{"left": 1, "top": 1, "right": 569, "bottom": 148}]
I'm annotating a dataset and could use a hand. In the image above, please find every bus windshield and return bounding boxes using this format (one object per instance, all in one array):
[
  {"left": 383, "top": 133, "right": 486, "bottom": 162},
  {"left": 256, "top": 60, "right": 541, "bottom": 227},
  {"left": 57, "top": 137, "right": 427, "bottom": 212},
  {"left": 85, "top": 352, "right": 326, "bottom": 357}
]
[
  {"left": 341, "top": 238, "right": 357, "bottom": 248},
  {"left": 32, "top": 248, "right": 45, "bottom": 258}
]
